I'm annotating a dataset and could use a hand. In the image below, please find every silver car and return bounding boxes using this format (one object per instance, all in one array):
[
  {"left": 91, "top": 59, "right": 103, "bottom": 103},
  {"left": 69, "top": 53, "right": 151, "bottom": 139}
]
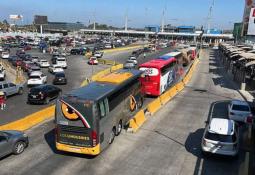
[
  {"left": 0, "top": 82, "right": 24, "bottom": 97},
  {"left": 0, "top": 130, "right": 29, "bottom": 158}
]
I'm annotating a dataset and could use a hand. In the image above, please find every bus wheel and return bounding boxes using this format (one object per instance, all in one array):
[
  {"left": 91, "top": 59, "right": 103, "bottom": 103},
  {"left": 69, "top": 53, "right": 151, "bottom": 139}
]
[
  {"left": 109, "top": 127, "right": 116, "bottom": 144},
  {"left": 115, "top": 120, "right": 122, "bottom": 136}
]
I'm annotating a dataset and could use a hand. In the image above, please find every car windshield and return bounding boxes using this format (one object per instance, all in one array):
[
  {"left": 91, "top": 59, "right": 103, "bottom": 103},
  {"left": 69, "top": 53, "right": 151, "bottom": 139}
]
[
  {"left": 30, "top": 75, "right": 40, "bottom": 79},
  {"left": 205, "top": 131, "right": 236, "bottom": 143},
  {"left": 232, "top": 104, "right": 250, "bottom": 111},
  {"left": 56, "top": 73, "right": 65, "bottom": 77}
]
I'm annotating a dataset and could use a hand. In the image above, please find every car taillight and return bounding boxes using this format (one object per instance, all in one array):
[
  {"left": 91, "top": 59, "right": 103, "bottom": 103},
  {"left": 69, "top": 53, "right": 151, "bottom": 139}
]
[
  {"left": 91, "top": 130, "right": 97, "bottom": 147},
  {"left": 246, "top": 115, "right": 254, "bottom": 124}
]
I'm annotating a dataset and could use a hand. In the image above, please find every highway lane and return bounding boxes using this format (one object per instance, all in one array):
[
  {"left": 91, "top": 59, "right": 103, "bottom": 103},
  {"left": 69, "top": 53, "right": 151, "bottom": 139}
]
[
  {"left": 0, "top": 49, "right": 118, "bottom": 125},
  {"left": 0, "top": 49, "right": 249, "bottom": 175}
]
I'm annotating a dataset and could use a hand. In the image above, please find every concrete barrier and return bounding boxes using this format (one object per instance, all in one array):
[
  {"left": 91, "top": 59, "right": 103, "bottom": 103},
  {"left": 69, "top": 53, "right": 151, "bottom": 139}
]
[
  {"left": 129, "top": 110, "right": 146, "bottom": 133},
  {"left": 175, "top": 82, "right": 185, "bottom": 92},
  {"left": 160, "top": 91, "right": 171, "bottom": 105},
  {"left": 0, "top": 106, "right": 55, "bottom": 131},
  {"left": 147, "top": 98, "right": 162, "bottom": 115}
]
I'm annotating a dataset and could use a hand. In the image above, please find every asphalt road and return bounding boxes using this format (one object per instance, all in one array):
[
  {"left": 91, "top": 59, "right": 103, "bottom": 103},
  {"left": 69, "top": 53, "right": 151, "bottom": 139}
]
[
  {"left": 0, "top": 49, "right": 249, "bottom": 175},
  {"left": 0, "top": 47, "right": 172, "bottom": 125}
]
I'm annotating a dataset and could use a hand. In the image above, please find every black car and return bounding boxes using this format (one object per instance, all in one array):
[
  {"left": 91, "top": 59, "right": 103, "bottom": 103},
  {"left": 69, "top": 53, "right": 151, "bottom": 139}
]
[
  {"left": 70, "top": 48, "right": 81, "bottom": 55},
  {"left": 0, "top": 130, "right": 29, "bottom": 158},
  {"left": 27, "top": 84, "right": 62, "bottom": 104},
  {"left": 53, "top": 72, "right": 67, "bottom": 85}
]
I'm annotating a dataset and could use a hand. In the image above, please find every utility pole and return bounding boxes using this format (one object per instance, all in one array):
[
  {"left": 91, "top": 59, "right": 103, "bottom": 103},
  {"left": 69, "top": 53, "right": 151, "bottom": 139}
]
[
  {"left": 125, "top": 9, "right": 128, "bottom": 31},
  {"left": 207, "top": 0, "right": 215, "bottom": 33},
  {"left": 161, "top": 9, "right": 165, "bottom": 33},
  {"left": 93, "top": 10, "right": 96, "bottom": 30}
]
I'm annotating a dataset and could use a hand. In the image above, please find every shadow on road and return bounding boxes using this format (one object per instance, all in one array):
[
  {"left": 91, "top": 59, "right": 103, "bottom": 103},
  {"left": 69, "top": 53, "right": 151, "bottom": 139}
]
[{"left": 185, "top": 100, "right": 246, "bottom": 175}]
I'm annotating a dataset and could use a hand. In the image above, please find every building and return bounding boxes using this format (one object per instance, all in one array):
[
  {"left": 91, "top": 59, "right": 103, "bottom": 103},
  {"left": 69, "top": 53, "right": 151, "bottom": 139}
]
[
  {"left": 145, "top": 25, "right": 160, "bottom": 33},
  {"left": 207, "top": 28, "right": 223, "bottom": 34},
  {"left": 233, "top": 23, "right": 242, "bottom": 41},
  {"left": 177, "top": 26, "right": 195, "bottom": 33},
  {"left": 163, "top": 24, "right": 176, "bottom": 33},
  {"left": 44, "top": 22, "right": 84, "bottom": 31}
]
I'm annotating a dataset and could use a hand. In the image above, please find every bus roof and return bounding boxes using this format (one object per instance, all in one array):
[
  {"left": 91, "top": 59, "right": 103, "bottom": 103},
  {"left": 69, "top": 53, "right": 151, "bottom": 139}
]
[
  {"left": 139, "top": 57, "right": 176, "bottom": 69},
  {"left": 64, "top": 69, "right": 143, "bottom": 101},
  {"left": 164, "top": 51, "right": 182, "bottom": 57},
  {"left": 96, "top": 72, "right": 133, "bottom": 84}
]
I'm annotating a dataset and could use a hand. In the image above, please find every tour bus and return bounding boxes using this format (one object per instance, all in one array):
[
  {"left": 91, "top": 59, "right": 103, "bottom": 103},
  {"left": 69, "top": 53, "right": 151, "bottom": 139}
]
[
  {"left": 55, "top": 69, "right": 144, "bottom": 155},
  {"left": 139, "top": 52, "right": 182, "bottom": 96}
]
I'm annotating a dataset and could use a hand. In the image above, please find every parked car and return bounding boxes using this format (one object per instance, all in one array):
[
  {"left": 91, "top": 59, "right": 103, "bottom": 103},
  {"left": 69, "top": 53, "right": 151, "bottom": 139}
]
[
  {"left": 128, "top": 56, "right": 138, "bottom": 65},
  {"left": 48, "top": 64, "right": 64, "bottom": 74},
  {"left": 38, "top": 59, "right": 50, "bottom": 68},
  {"left": 201, "top": 118, "right": 239, "bottom": 156},
  {"left": 228, "top": 100, "right": 251, "bottom": 122},
  {"left": 21, "top": 61, "right": 34, "bottom": 72},
  {"left": 94, "top": 51, "right": 104, "bottom": 58},
  {"left": 27, "top": 66, "right": 41, "bottom": 76},
  {"left": 53, "top": 72, "right": 67, "bottom": 85},
  {"left": 1, "top": 51, "right": 10, "bottom": 59},
  {"left": 56, "top": 57, "right": 67, "bottom": 68},
  {"left": 0, "top": 82, "right": 24, "bottom": 97},
  {"left": 88, "top": 57, "right": 98, "bottom": 65},
  {"left": 0, "top": 130, "right": 29, "bottom": 158},
  {"left": 124, "top": 60, "right": 136, "bottom": 69},
  {"left": 0, "top": 69, "right": 6, "bottom": 81},
  {"left": 27, "top": 84, "right": 62, "bottom": 104},
  {"left": 31, "top": 56, "right": 39, "bottom": 64},
  {"left": 27, "top": 71, "right": 47, "bottom": 87},
  {"left": 70, "top": 48, "right": 81, "bottom": 55}
]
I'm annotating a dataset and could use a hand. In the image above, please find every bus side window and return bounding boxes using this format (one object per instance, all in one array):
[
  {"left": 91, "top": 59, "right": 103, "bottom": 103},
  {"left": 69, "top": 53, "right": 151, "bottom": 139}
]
[
  {"left": 99, "top": 99, "right": 109, "bottom": 119},
  {"left": 99, "top": 101, "right": 106, "bottom": 118}
]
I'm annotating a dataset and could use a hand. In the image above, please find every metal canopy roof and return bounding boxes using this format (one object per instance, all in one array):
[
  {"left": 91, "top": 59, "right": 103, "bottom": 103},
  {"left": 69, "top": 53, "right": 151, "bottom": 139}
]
[
  {"left": 245, "top": 61, "right": 255, "bottom": 67},
  {"left": 239, "top": 52, "right": 255, "bottom": 59}
]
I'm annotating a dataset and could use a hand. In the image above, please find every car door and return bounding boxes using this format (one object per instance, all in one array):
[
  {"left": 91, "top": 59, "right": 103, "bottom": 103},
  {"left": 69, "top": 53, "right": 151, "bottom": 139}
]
[
  {"left": 0, "top": 133, "right": 11, "bottom": 158},
  {"left": 9, "top": 83, "right": 18, "bottom": 94},
  {"left": 3, "top": 83, "right": 11, "bottom": 96}
]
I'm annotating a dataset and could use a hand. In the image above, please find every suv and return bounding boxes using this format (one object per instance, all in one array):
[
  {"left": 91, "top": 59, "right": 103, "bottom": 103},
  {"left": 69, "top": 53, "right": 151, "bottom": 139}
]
[
  {"left": 228, "top": 100, "right": 251, "bottom": 122},
  {"left": 56, "top": 57, "right": 67, "bottom": 69},
  {"left": 27, "top": 71, "right": 47, "bottom": 87},
  {"left": 0, "top": 82, "right": 24, "bottom": 97},
  {"left": 201, "top": 118, "right": 239, "bottom": 156}
]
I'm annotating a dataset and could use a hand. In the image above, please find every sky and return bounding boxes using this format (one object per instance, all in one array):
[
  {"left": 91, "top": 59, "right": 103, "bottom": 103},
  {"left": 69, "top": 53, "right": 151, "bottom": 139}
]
[{"left": 0, "top": 0, "right": 244, "bottom": 29}]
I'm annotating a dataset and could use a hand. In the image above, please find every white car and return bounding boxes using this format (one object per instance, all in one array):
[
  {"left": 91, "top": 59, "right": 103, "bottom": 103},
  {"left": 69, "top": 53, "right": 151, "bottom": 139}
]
[
  {"left": 56, "top": 57, "right": 67, "bottom": 69},
  {"left": 38, "top": 60, "right": 50, "bottom": 68},
  {"left": 27, "top": 71, "right": 47, "bottom": 86},
  {"left": 32, "top": 56, "right": 39, "bottom": 64},
  {"left": 48, "top": 64, "right": 64, "bottom": 74},
  {"left": 201, "top": 118, "right": 239, "bottom": 156},
  {"left": 228, "top": 100, "right": 251, "bottom": 122},
  {"left": 105, "top": 44, "right": 112, "bottom": 49},
  {"left": 94, "top": 51, "right": 104, "bottom": 58},
  {"left": 128, "top": 56, "right": 138, "bottom": 65},
  {"left": 0, "top": 69, "right": 6, "bottom": 80},
  {"left": 1, "top": 52, "right": 10, "bottom": 59}
]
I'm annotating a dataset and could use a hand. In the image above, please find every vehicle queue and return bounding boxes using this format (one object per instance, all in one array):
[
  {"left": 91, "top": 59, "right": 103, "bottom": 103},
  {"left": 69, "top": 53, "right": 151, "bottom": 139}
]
[{"left": 0, "top": 39, "right": 251, "bottom": 160}]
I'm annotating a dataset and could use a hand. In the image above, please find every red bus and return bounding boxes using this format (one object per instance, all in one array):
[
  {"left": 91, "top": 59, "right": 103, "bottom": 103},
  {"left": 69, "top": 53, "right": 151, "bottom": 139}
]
[{"left": 139, "top": 52, "right": 181, "bottom": 96}]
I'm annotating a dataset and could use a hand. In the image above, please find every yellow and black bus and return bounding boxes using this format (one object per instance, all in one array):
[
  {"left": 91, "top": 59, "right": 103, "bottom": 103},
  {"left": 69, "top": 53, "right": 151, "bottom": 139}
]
[{"left": 55, "top": 69, "right": 144, "bottom": 155}]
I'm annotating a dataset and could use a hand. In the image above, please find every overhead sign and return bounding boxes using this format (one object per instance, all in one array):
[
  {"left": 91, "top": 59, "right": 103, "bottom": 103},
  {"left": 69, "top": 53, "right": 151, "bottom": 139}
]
[
  {"left": 34, "top": 15, "right": 48, "bottom": 25},
  {"left": 9, "top": 15, "right": 23, "bottom": 20},
  {"left": 247, "top": 8, "right": 255, "bottom": 35}
]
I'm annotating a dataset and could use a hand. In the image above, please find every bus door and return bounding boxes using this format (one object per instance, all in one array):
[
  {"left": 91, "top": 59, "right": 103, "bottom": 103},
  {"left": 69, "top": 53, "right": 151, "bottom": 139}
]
[{"left": 97, "top": 98, "right": 111, "bottom": 148}]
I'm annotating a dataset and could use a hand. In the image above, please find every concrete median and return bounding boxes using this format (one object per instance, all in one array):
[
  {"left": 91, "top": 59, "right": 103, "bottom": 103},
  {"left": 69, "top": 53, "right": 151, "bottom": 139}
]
[
  {"left": 129, "top": 110, "right": 146, "bottom": 133},
  {"left": 160, "top": 90, "right": 171, "bottom": 105},
  {"left": 147, "top": 98, "right": 162, "bottom": 115}
]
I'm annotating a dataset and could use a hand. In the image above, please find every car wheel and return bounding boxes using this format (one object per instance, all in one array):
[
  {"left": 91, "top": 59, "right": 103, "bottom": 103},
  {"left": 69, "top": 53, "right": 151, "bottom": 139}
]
[
  {"left": 109, "top": 127, "right": 116, "bottom": 144},
  {"left": 115, "top": 120, "right": 122, "bottom": 136},
  {"left": 137, "top": 97, "right": 143, "bottom": 109},
  {"left": 44, "top": 97, "right": 50, "bottom": 104},
  {"left": 18, "top": 87, "right": 23, "bottom": 95},
  {"left": 13, "top": 141, "right": 26, "bottom": 155}
]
